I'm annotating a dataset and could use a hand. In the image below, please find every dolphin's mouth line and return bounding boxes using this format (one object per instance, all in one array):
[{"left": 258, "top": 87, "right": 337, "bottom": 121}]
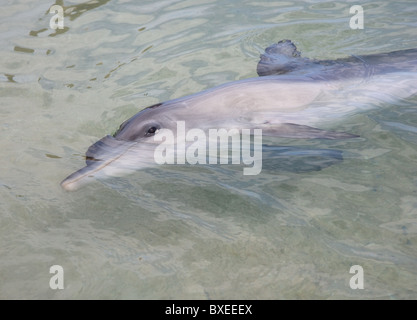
[{"left": 62, "top": 140, "right": 139, "bottom": 189}]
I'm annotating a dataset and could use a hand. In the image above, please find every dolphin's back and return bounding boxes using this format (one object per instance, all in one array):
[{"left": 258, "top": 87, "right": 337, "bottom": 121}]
[{"left": 257, "top": 40, "right": 417, "bottom": 80}]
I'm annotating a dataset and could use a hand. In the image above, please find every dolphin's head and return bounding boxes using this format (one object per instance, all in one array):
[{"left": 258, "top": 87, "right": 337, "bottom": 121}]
[{"left": 61, "top": 103, "right": 179, "bottom": 191}]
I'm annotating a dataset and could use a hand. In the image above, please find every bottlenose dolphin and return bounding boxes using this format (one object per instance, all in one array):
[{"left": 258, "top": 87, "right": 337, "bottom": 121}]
[{"left": 61, "top": 40, "right": 417, "bottom": 191}]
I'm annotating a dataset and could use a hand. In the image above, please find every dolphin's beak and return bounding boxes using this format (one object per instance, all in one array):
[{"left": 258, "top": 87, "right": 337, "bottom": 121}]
[
  {"left": 61, "top": 135, "right": 137, "bottom": 191},
  {"left": 60, "top": 162, "right": 102, "bottom": 191}
]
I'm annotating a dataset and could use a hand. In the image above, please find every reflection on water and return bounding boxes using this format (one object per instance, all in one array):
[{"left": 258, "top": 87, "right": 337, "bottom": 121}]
[{"left": 0, "top": 0, "right": 417, "bottom": 299}]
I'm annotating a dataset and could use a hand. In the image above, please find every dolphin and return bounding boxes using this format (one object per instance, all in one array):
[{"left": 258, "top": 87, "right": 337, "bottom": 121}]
[{"left": 61, "top": 40, "right": 417, "bottom": 191}]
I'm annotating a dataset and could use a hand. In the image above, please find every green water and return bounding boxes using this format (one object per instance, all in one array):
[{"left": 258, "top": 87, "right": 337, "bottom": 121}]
[{"left": 0, "top": 0, "right": 417, "bottom": 299}]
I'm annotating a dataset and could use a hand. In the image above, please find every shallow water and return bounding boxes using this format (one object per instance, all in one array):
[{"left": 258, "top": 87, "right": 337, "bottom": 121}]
[{"left": 1, "top": 0, "right": 417, "bottom": 299}]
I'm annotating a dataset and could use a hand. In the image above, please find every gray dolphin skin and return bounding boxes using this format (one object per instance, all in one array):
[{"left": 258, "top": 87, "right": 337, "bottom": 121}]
[{"left": 61, "top": 40, "right": 417, "bottom": 191}]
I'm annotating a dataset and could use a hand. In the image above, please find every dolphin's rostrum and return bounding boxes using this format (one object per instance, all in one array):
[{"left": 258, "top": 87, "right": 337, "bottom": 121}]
[{"left": 61, "top": 40, "right": 417, "bottom": 191}]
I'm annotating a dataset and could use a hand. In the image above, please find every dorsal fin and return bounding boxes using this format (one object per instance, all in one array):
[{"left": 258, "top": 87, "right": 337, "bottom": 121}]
[{"left": 257, "top": 40, "right": 309, "bottom": 76}]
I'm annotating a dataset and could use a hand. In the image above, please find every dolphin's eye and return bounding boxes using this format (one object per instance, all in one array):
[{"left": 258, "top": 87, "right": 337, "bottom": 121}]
[{"left": 144, "top": 125, "right": 160, "bottom": 137}]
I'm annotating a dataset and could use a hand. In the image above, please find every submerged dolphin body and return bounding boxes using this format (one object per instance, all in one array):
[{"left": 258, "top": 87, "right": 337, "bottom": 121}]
[{"left": 61, "top": 40, "right": 417, "bottom": 190}]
